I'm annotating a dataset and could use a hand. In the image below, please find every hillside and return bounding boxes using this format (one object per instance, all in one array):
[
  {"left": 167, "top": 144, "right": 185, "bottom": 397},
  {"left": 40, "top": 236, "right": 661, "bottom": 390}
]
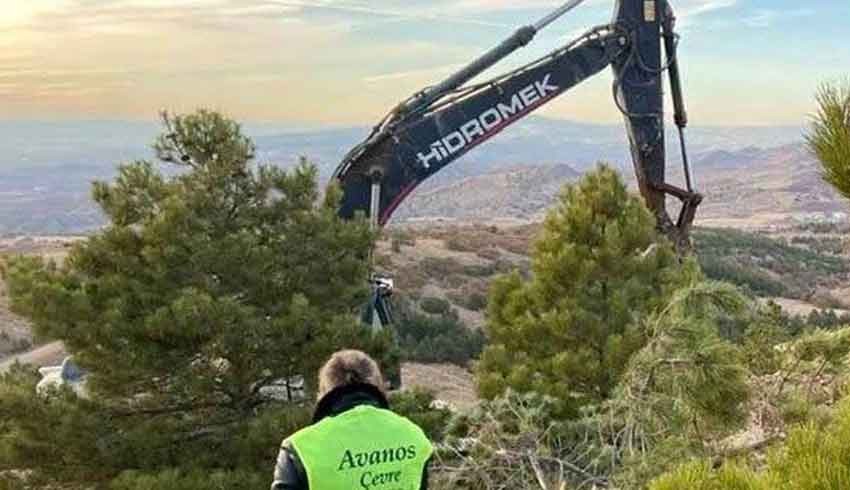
[
  {"left": 0, "top": 118, "right": 813, "bottom": 235},
  {"left": 394, "top": 143, "right": 848, "bottom": 228},
  {"left": 2, "top": 223, "right": 848, "bottom": 421},
  {"left": 395, "top": 164, "right": 580, "bottom": 222},
  {"left": 378, "top": 223, "right": 850, "bottom": 326},
  {"left": 695, "top": 144, "right": 848, "bottom": 228},
  {"left": 4, "top": 223, "right": 847, "bottom": 367}
]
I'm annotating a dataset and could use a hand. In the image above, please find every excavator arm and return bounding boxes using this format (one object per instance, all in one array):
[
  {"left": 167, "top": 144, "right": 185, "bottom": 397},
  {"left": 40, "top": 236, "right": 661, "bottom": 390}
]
[
  {"left": 334, "top": 0, "right": 703, "bottom": 329},
  {"left": 335, "top": 0, "right": 701, "bottom": 250},
  {"left": 335, "top": 25, "right": 626, "bottom": 225},
  {"left": 610, "top": 0, "right": 702, "bottom": 251}
]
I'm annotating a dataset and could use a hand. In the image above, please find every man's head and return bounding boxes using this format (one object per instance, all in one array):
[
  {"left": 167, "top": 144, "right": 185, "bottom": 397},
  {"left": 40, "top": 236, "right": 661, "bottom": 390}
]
[{"left": 317, "top": 350, "right": 385, "bottom": 400}]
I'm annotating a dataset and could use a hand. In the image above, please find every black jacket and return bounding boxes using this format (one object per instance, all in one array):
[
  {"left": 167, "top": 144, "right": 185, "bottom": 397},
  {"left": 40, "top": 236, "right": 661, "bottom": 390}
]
[{"left": 271, "top": 383, "right": 430, "bottom": 490}]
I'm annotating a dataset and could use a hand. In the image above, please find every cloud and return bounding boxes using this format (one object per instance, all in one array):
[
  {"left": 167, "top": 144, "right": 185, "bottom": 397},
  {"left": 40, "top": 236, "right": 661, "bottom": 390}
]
[
  {"left": 742, "top": 8, "right": 815, "bottom": 29},
  {"left": 363, "top": 63, "right": 463, "bottom": 84},
  {"left": 2, "top": 0, "right": 824, "bottom": 125},
  {"left": 677, "top": 0, "right": 737, "bottom": 17},
  {"left": 447, "top": 0, "right": 735, "bottom": 18},
  {"left": 23, "top": 0, "right": 301, "bottom": 32},
  {"left": 449, "top": 0, "right": 568, "bottom": 11},
  {"left": 266, "top": 0, "right": 510, "bottom": 28}
]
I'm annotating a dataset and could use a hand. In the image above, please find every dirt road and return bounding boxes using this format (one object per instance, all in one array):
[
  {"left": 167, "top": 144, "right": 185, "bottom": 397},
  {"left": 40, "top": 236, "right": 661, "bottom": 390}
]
[{"left": 0, "top": 341, "right": 66, "bottom": 373}]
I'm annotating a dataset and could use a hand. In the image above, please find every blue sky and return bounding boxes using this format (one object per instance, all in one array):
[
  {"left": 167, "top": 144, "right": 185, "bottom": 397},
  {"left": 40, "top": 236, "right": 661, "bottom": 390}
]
[{"left": 1, "top": 0, "right": 847, "bottom": 126}]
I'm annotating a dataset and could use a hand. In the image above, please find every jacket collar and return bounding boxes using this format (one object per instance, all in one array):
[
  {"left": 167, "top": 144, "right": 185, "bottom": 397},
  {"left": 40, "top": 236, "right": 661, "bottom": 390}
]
[{"left": 312, "top": 382, "right": 389, "bottom": 424}]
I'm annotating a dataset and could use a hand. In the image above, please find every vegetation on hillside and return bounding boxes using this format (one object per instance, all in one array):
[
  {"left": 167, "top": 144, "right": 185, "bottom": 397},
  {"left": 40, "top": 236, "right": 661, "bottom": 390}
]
[
  {"left": 386, "top": 221, "right": 848, "bottom": 323},
  {"left": 0, "top": 110, "right": 393, "bottom": 488},
  {"left": 430, "top": 163, "right": 850, "bottom": 488},
  {"left": 694, "top": 227, "right": 848, "bottom": 299},
  {"left": 435, "top": 280, "right": 764, "bottom": 489},
  {"left": 3, "top": 105, "right": 850, "bottom": 490},
  {"left": 393, "top": 295, "right": 486, "bottom": 366},
  {"left": 644, "top": 80, "right": 850, "bottom": 489},
  {"left": 433, "top": 291, "right": 850, "bottom": 489}
]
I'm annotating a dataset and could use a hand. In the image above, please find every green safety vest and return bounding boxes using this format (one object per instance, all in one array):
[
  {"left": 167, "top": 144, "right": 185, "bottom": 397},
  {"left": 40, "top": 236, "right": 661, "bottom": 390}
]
[{"left": 288, "top": 405, "right": 433, "bottom": 490}]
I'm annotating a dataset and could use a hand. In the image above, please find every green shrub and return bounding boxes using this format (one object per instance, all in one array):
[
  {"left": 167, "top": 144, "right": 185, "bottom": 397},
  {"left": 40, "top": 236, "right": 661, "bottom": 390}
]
[
  {"left": 462, "top": 261, "right": 512, "bottom": 278},
  {"left": 398, "top": 317, "right": 486, "bottom": 365},
  {"left": 694, "top": 228, "right": 848, "bottom": 300},
  {"left": 394, "top": 296, "right": 486, "bottom": 365},
  {"left": 110, "top": 469, "right": 267, "bottom": 490},
  {"left": 698, "top": 256, "right": 788, "bottom": 297},
  {"left": 461, "top": 264, "right": 494, "bottom": 277},
  {"left": 420, "top": 296, "right": 451, "bottom": 316},
  {"left": 806, "top": 308, "right": 850, "bottom": 329},
  {"left": 791, "top": 235, "right": 845, "bottom": 255},
  {"left": 447, "top": 289, "right": 487, "bottom": 312},
  {"left": 477, "top": 166, "right": 693, "bottom": 419},
  {"left": 650, "top": 395, "right": 850, "bottom": 490},
  {"left": 741, "top": 322, "right": 786, "bottom": 375},
  {"left": 463, "top": 292, "right": 487, "bottom": 312},
  {"left": 649, "top": 461, "right": 763, "bottom": 490},
  {"left": 390, "top": 388, "right": 452, "bottom": 442},
  {"left": 420, "top": 257, "right": 465, "bottom": 278},
  {"left": 445, "top": 236, "right": 476, "bottom": 253},
  {"left": 780, "top": 393, "right": 815, "bottom": 425}
]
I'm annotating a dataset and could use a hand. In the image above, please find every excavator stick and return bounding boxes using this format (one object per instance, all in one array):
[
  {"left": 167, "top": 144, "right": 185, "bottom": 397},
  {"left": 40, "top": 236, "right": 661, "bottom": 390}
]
[{"left": 611, "top": 0, "right": 702, "bottom": 253}]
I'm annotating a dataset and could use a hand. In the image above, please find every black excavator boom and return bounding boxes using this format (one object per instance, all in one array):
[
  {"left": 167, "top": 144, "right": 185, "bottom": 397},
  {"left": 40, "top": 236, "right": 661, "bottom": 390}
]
[{"left": 334, "top": 0, "right": 700, "bottom": 251}]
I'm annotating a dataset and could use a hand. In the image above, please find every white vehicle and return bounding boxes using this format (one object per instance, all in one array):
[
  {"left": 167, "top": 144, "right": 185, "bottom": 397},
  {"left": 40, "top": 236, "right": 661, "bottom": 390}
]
[{"left": 37, "top": 356, "right": 88, "bottom": 398}]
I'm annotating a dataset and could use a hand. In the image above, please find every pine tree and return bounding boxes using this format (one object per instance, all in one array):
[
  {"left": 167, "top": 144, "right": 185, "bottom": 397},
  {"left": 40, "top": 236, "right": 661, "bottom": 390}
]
[
  {"left": 807, "top": 81, "right": 850, "bottom": 200},
  {"left": 476, "top": 164, "right": 690, "bottom": 418},
  {"left": 0, "top": 110, "right": 391, "bottom": 487}
]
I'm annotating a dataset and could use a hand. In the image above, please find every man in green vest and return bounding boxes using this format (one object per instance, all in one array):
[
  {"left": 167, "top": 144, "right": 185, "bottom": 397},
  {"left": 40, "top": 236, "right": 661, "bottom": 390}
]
[{"left": 271, "top": 350, "right": 433, "bottom": 490}]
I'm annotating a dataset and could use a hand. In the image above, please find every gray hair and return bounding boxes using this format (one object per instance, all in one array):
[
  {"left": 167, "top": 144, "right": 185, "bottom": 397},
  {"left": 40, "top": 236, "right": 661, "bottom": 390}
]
[{"left": 317, "top": 350, "right": 385, "bottom": 400}]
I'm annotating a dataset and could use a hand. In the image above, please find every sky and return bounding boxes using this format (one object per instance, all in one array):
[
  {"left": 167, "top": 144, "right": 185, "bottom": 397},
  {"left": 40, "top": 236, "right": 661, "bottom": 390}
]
[{"left": 1, "top": 0, "right": 847, "bottom": 127}]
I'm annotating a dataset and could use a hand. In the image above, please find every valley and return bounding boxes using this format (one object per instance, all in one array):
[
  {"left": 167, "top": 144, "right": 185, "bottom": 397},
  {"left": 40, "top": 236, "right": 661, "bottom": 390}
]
[{"left": 2, "top": 119, "right": 849, "bottom": 411}]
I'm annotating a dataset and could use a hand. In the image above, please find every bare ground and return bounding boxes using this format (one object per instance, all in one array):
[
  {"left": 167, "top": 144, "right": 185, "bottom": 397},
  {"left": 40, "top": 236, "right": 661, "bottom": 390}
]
[
  {"left": 402, "top": 362, "right": 478, "bottom": 411},
  {"left": 0, "top": 341, "right": 67, "bottom": 373}
]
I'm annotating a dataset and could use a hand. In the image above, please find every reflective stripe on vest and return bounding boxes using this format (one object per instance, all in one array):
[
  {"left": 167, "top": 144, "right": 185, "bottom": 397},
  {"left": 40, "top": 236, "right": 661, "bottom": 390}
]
[{"left": 288, "top": 405, "right": 433, "bottom": 490}]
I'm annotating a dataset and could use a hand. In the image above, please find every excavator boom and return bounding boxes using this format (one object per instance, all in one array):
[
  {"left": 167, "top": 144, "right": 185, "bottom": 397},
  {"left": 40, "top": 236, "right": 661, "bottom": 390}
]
[
  {"left": 334, "top": 0, "right": 703, "bottom": 330},
  {"left": 335, "top": 26, "right": 626, "bottom": 226},
  {"left": 334, "top": 0, "right": 701, "bottom": 252}
]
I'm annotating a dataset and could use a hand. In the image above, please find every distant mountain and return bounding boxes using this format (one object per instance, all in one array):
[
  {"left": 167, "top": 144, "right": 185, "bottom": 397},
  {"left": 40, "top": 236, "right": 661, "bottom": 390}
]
[
  {"left": 1, "top": 117, "right": 802, "bottom": 173},
  {"left": 694, "top": 143, "right": 848, "bottom": 227},
  {"left": 693, "top": 146, "right": 766, "bottom": 169},
  {"left": 0, "top": 117, "right": 813, "bottom": 234},
  {"left": 252, "top": 119, "right": 804, "bottom": 179},
  {"left": 395, "top": 164, "right": 581, "bottom": 222},
  {"left": 393, "top": 143, "right": 848, "bottom": 228}
]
